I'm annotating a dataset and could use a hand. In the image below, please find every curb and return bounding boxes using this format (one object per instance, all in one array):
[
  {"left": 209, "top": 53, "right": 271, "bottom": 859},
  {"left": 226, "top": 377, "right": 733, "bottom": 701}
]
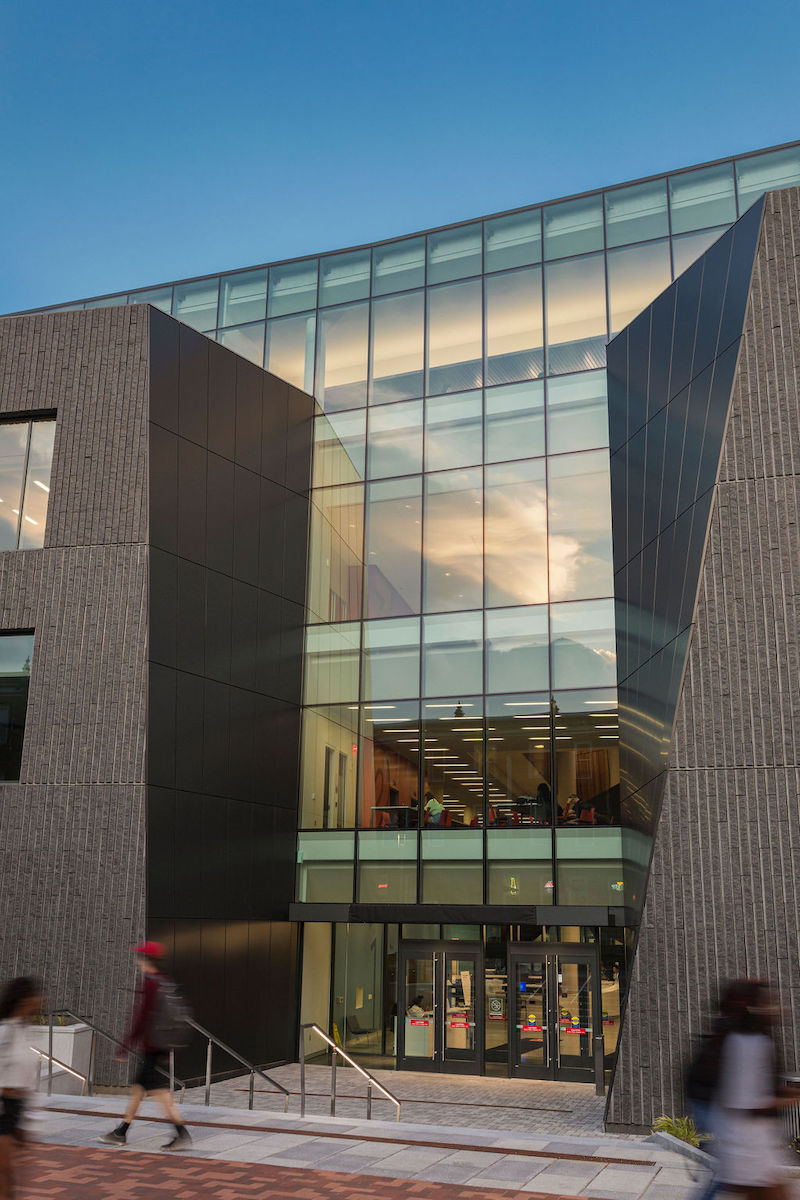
[{"left": 647, "top": 1131, "right": 713, "bottom": 1166}]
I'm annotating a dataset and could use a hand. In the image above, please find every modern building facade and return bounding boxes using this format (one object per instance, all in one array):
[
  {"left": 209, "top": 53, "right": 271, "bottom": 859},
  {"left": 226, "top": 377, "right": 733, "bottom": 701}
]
[{"left": 3, "top": 140, "right": 800, "bottom": 1123}]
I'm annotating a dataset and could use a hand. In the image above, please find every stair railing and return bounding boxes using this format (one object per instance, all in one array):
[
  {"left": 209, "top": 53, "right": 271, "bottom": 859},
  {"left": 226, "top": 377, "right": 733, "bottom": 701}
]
[
  {"left": 186, "top": 1017, "right": 290, "bottom": 1112},
  {"left": 299, "top": 1023, "right": 400, "bottom": 1121},
  {"left": 50, "top": 1009, "right": 186, "bottom": 1101}
]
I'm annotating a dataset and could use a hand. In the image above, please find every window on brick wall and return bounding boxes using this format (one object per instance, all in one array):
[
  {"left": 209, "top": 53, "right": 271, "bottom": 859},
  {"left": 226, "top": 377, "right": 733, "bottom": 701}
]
[
  {"left": 0, "top": 418, "right": 56, "bottom": 551},
  {"left": 0, "top": 632, "right": 35, "bottom": 780}
]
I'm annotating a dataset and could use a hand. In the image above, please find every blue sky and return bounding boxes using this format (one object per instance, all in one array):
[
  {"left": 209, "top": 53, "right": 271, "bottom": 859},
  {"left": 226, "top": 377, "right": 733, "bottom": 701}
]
[{"left": 3, "top": 0, "right": 799, "bottom": 311}]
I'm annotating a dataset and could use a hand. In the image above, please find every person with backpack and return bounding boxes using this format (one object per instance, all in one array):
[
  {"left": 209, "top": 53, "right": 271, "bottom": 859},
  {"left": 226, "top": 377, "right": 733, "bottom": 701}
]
[
  {"left": 0, "top": 976, "right": 43, "bottom": 1199},
  {"left": 712, "top": 978, "right": 797, "bottom": 1200},
  {"left": 102, "top": 942, "right": 191, "bottom": 1151}
]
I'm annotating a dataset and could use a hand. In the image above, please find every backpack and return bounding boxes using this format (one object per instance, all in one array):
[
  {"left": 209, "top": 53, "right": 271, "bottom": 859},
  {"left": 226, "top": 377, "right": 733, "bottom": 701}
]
[
  {"left": 685, "top": 1029, "right": 724, "bottom": 1104},
  {"left": 150, "top": 976, "right": 192, "bottom": 1051}
]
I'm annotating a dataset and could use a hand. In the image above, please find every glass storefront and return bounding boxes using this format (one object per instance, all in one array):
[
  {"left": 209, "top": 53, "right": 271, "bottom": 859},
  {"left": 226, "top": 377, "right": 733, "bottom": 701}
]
[{"left": 301, "top": 922, "right": 627, "bottom": 1082}]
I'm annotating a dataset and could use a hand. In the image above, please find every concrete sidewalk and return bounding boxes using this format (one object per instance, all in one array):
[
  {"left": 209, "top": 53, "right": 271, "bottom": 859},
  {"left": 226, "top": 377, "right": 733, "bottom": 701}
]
[{"left": 31, "top": 1093, "right": 708, "bottom": 1199}]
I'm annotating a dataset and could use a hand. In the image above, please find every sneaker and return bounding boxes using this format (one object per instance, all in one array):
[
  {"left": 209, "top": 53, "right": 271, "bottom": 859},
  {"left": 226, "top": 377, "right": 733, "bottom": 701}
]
[
  {"left": 162, "top": 1127, "right": 192, "bottom": 1151},
  {"left": 101, "top": 1127, "right": 127, "bottom": 1146}
]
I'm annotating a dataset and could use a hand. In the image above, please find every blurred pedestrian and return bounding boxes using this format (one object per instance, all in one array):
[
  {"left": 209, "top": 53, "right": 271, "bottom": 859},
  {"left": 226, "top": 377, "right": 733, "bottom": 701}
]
[
  {"left": 102, "top": 942, "right": 191, "bottom": 1151},
  {"left": 0, "top": 976, "right": 43, "bottom": 1200},
  {"left": 712, "top": 978, "right": 796, "bottom": 1200}
]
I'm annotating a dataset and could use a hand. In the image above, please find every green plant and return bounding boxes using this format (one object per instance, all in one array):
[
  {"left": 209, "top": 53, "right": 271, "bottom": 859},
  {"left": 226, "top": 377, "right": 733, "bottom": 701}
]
[{"left": 652, "top": 1115, "right": 703, "bottom": 1146}]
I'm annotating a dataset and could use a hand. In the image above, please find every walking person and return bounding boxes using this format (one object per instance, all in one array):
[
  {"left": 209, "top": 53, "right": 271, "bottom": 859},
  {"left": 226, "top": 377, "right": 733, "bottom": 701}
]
[
  {"left": 712, "top": 978, "right": 797, "bottom": 1200},
  {"left": 102, "top": 942, "right": 191, "bottom": 1150},
  {"left": 0, "top": 976, "right": 43, "bottom": 1200}
]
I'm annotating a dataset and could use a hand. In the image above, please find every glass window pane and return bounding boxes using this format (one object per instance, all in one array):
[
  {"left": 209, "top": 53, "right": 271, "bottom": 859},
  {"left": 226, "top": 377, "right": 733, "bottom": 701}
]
[
  {"left": 0, "top": 423, "right": 28, "bottom": 551},
  {"left": 485, "top": 267, "right": 543, "bottom": 386},
  {"left": 486, "top": 692, "right": 552, "bottom": 827},
  {"left": 218, "top": 322, "right": 265, "bottom": 365},
  {"left": 219, "top": 269, "right": 267, "bottom": 327},
  {"left": 736, "top": 146, "right": 800, "bottom": 212},
  {"left": 373, "top": 237, "right": 425, "bottom": 295},
  {"left": 357, "top": 830, "right": 417, "bottom": 902},
  {"left": 607, "top": 240, "right": 671, "bottom": 336},
  {"left": 265, "top": 312, "right": 316, "bottom": 392},
  {"left": 425, "top": 392, "right": 482, "bottom": 472},
  {"left": 268, "top": 259, "right": 318, "bottom": 317},
  {"left": 485, "top": 460, "right": 548, "bottom": 606},
  {"left": 365, "top": 477, "right": 422, "bottom": 618},
  {"left": 545, "top": 254, "right": 607, "bottom": 375},
  {"left": 550, "top": 599, "right": 616, "bottom": 689},
  {"left": 307, "top": 483, "right": 363, "bottom": 624},
  {"left": 423, "top": 611, "right": 483, "bottom": 698},
  {"left": 552, "top": 687, "right": 619, "bottom": 828},
  {"left": 360, "top": 701, "right": 419, "bottom": 829},
  {"left": 556, "top": 828, "right": 624, "bottom": 905},
  {"left": 421, "top": 832, "right": 483, "bottom": 901},
  {"left": 423, "top": 467, "right": 483, "bottom": 613},
  {"left": 19, "top": 421, "right": 56, "bottom": 550},
  {"left": 548, "top": 450, "right": 613, "bottom": 602},
  {"left": 296, "top": 832, "right": 354, "bottom": 901},
  {"left": 320, "top": 249, "right": 370, "bottom": 306},
  {"left": 0, "top": 633, "right": 34, "bottom": 781},
  {"left": 546, "top": 371, "right": 608, "bottom": 454},
  {"left": 303, "top": 622, "right": 361, "bottom": 704},
  {"left": 299, "top": 706, "right": 359, "bottom": 829},
  {"left": 316, "top": 302, "right": 369, "bottom": 412},
  {"left": 543, "top": 195, "right": 603, "bottom": 259},
  {"left": 371, "top": 292, "right": 424, "bottom": 404},
  {"left": 427, "top": 280, "right": 483, "bottom": 395},
  {"left": 428, "top": 223, "right": 482, "bottom": 285},
  {"left": 313, "top": 410, "right": 366, "bottom": 489},
  {"left": 485, "top": 209, "right": 541, "bottom": 272},
  {"left": 84, "top": 296, "right": 126, "bottom": 308},
  {"left": 485, "top": 607, "right": 549, "bottom": 693},
  {"left": 362, "top": 617, "right": 420, "bottom": 701},
  {"left": 669, "top": 163, "right": 736, "bottom": 235},
  {"left": 422, "top": 697, "right": 484, "bottom": 830},
  {"left": 173, "top": 278, "right": 219, "bottom": 331},
  {"left": 367, "top": 400, "right": 423, "bottom": 479},
  {"left": 671, "top": 227, "right": 725, "bottom": 276},
  {"left": 128, "top": 286, "right": 172, "bottom": 313},
  {"left": 604, "top": 179, "right": 668, "bottom": 248},
  {"left": 487, "top": 828, "right": 553, "bottom": 904},
  {"left": 485, "top": 380, "right": 544, "bottom": 463}
]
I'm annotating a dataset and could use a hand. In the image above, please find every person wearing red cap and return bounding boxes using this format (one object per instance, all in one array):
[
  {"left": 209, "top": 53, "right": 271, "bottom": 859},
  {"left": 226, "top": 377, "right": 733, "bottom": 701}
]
[{"left": 102, "top": 943, "right": 191, "bottom": 1151}]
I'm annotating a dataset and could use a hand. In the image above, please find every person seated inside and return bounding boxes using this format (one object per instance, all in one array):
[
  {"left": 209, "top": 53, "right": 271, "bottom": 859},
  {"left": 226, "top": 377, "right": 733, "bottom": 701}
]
[
  {"left": 424, "top": 791, "right": 444, "bottom": 826},
  {"left": 406, "top": 994, "right": 427, "bottom": 1017},
  {"left": 558, "top": 793, "right": 580, "bottom": 823}
]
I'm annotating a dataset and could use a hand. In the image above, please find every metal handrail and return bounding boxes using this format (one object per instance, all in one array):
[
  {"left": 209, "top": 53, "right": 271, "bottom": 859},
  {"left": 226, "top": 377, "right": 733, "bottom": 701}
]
[
  {"left": 186, "top": 1017, "right": 290, "bottom": 1112},
  {"left": 299, "top": 1023, "right": 401, "bottom": 1121},
  {"left": 51, "top": 1009, "right": 186, "bottom": 1101},
  {"left": 29, "top": 1046, "right": 88, "bottom": 1096}
]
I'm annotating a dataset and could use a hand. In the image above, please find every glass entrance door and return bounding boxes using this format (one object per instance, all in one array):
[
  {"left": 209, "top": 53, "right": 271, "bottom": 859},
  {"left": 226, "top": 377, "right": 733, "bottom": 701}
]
[
  {"left": 398, "top": 942, "right": 482, "bottom": 1074},
  {"left": 509, "top": 946, "right": 598, "bottom": 1082}
]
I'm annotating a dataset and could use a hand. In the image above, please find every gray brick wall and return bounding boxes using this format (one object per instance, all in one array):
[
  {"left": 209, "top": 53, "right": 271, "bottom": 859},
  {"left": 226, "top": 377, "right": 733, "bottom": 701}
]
[
  {"left": 607, "top": 187, "right": 800, "bottom": 1129},
  {"left": 0, "top": 307, "right": 148, "bottom": 1040}
]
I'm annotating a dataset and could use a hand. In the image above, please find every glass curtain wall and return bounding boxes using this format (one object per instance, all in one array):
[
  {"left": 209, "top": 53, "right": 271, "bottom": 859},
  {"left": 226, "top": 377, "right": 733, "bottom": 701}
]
[{"left": 41, "top": 143, "right": 800, "bottom": 912}]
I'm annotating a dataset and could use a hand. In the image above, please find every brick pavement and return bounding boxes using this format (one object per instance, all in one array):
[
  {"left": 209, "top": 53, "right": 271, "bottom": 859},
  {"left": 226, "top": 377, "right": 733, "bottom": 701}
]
[
  {"left": 16, "top": 1143, "right": 593, "bottom": 1199},
  {"left": 185, "top": 1065, "right": 609, "bottom": 1136}
]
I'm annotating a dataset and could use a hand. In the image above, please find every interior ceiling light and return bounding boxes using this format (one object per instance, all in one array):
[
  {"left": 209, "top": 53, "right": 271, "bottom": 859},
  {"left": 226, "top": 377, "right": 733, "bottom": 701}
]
[{"left": 34, "top": 481, "right": 50, "bottom": 492}]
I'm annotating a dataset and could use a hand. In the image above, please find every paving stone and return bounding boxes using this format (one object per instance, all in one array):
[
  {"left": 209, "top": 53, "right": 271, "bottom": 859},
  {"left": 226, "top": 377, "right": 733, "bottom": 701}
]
[{"left": 470, "top": 1157, "right": 553, "bottom": 1183}]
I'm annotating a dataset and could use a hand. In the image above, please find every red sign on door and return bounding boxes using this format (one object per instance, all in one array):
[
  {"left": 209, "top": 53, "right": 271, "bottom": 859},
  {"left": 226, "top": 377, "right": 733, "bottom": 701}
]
[
  {"left": 522, "top": 1024, "right": 543, "bottom": 1032},
  {"left": 450, "top": 1021, "right": 469, "bottom": 1029},
  {"left": 409, "top": 1019, "right": 429, "bottom": 1026}
]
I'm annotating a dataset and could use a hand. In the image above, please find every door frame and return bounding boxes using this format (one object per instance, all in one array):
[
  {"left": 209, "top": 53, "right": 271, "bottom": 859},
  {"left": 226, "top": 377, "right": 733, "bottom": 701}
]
[
  {"left": 397, "top": 940, "right": 483, "bottom": 1075},
  {"left": 508, "top": 942, "right": 601, "bottom": 1084}
]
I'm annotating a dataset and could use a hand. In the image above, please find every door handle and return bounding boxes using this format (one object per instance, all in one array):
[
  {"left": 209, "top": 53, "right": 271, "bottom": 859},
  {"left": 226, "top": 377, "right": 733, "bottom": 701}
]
[{"left": 433, "top": 954, "right": 440, "bottom": 1061}]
